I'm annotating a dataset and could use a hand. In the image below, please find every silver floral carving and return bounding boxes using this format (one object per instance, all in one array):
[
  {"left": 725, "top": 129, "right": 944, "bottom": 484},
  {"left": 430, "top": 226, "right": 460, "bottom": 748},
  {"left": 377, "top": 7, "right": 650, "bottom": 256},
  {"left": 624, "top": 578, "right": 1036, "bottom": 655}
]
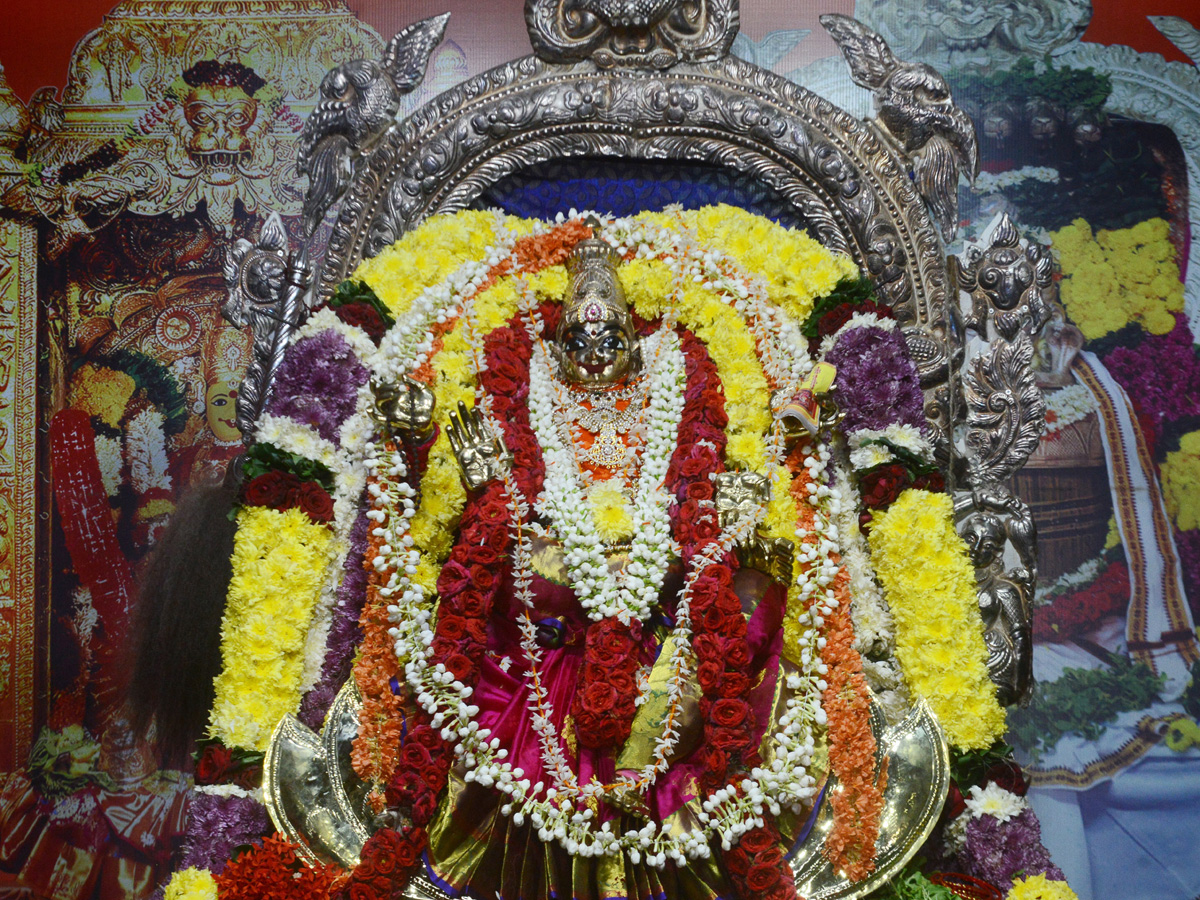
[
  {"left": 314, "top": 52, "right": 950, "bottom": 351},
  {"left": 524, "top": 0, "right": 740, "bottom": 69},
  {"left": 820, "top": 14, "right": 979, "bottom": 239},
  {"left": 950, "top": 215, "right": 1049, "bottom": 706},
  {"left": 956, "top": 213, "right": 1052, "bottom": 342}
]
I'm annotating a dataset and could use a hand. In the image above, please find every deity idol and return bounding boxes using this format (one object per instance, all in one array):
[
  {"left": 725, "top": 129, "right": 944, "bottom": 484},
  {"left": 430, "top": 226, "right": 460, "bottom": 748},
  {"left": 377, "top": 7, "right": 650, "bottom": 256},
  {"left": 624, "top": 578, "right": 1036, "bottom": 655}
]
[{"left": 327, "top": 222, "right": 888, "bottom": 900}]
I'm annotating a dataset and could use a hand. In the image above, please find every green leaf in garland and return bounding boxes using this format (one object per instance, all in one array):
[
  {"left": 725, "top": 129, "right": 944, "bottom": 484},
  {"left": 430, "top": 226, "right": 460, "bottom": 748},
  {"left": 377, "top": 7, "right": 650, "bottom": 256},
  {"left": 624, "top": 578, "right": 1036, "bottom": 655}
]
[
  {"left": 243, "top": 441, "right": 335, "bottom": 492},
  {"left": 948, "top": 741, "right": 1016, "bottom": 789},
  {"left": 800, "top": 275, "right": 877, "bottom": 338},
  {"left": 873, "top": 859, "right": 958, "bottom": 900},
  {"left": 328, "top": 279, "right": 396, "bottom": 329}
]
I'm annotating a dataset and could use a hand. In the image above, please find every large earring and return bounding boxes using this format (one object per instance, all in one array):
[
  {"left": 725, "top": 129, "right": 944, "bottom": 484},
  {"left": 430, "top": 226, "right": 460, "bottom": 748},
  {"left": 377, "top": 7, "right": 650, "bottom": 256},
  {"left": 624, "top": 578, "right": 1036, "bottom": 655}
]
[{"left": 630, "top": 339, "right": 643, "bottom": 376}]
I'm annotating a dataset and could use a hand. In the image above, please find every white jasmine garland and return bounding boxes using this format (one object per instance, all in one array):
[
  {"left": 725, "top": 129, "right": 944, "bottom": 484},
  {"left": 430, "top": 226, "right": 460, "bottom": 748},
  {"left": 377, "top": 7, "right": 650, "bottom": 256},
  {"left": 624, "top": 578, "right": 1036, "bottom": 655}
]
[
  {"left": 93, "top": 434, "right": 123, "bottom": 497},
  {"left": 1044, "top": 382, "right": 1096, "bottom": 434},
  {"left": 298, "top": 537, "right": 349, "bottom": 696},
  {"left": 194, "top": 783, "right": 263, "bottom": 800},
  {"left": 372, "top": 210, "right": 516, "bottom": 383},
  {"left": 528, "top": 329, "right": 685, "bottom": 625}
]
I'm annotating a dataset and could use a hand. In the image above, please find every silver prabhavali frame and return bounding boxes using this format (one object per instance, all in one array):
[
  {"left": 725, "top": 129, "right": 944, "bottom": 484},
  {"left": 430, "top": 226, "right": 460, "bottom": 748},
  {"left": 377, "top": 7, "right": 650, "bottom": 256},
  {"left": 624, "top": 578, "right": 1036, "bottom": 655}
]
[{"left": 230, "top": 0, "right": 1049, "bottom": 893}]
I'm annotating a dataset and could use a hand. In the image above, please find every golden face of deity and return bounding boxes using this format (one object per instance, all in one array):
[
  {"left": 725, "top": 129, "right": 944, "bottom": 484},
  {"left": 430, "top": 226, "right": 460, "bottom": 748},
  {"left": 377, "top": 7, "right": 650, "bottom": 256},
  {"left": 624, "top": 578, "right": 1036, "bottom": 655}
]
[
  {"left": 558, "top": 319, "right": 638, "bottom": 385},
  {"left": 205, "top": 380, "right": 242, "bottom": 442},
  {"left": 554, "top": 233, "right": 640, "bottom": 386}
]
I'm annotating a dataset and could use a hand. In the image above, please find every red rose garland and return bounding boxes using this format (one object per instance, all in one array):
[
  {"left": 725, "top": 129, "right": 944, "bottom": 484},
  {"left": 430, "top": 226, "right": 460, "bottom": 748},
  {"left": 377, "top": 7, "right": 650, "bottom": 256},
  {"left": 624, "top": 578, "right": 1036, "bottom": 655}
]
[
  {"left": 1032, "top": 557, "right": 1129, "bottom": 642},
  {"left": 660, "top": 332, "right": 799, "bottom": 900},
  {"left": 242, "top": 470, "right": 335, "bottom": 523},
  {"left": 333, "top": 826, "right": 425, "bottom": 900},
  {"left": 215, "top": 834, "right": 343, "bottom": 900}
]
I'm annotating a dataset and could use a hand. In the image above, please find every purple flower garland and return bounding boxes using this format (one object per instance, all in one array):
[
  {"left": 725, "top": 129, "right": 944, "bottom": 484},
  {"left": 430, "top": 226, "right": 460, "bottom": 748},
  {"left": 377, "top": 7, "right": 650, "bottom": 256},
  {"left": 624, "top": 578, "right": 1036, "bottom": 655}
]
[
  {"left": 958, "top": 808, "right": 1065, "bottom": 893},
  {"left": 298, "top": 502, "right": 372, "bottom": 730},
  {"left": 178, "top": 791, "right": 272, "bottom": 874},
  {"left": 824, "top": 323, "right": 928, "bottom": 436},
  {"left": 267, "top": 330, "right": 369, "bottom": 443}
]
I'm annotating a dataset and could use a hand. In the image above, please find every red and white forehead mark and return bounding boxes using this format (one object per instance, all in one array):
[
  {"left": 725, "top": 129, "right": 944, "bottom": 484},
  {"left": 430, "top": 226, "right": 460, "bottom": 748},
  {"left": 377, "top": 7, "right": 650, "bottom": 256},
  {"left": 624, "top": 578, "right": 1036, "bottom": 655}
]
[{"left": 583, "top": 299, "right": 606, "bottom": 323}]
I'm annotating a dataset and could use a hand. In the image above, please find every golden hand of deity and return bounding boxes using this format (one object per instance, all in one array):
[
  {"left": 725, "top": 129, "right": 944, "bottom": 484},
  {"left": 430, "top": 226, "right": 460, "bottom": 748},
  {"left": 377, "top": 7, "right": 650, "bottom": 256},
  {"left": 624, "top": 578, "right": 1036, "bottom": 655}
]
[
  {"left": 605, "top": 774, "right": 650, "bottom": 819},
  {"left": 448, "top": 401, "right": 513, "bottom": 490},
  {"left": 714, "top": 471, "right": 794, "bottom": 583},
  {"left": 738, "top": 533, "right": 795, "bottom": 584},
  {"left": 370, "top": 377, "right": 435, "bottom": 442}
]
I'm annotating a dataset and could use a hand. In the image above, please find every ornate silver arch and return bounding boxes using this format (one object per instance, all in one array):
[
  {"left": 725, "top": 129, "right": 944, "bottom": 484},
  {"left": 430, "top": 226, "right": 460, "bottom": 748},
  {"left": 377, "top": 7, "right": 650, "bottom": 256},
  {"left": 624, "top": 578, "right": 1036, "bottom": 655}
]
[{"left": 317, "top": 54, "right": 950, "bottom": 344}]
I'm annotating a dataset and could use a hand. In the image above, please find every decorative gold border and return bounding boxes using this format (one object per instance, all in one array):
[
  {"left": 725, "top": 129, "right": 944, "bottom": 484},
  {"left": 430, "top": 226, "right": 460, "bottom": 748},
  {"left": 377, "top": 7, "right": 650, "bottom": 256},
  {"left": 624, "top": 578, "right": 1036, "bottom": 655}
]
[{"left": 0, "top": 217, "right": 40, "bottom": 771}]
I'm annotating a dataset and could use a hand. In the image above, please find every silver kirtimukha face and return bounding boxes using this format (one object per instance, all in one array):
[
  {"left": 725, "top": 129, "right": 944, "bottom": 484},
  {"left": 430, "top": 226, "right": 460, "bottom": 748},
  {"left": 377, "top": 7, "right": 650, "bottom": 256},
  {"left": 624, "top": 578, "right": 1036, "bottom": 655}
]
[{"left": 554, "top": 232, "right": 640, "bottom": 386}]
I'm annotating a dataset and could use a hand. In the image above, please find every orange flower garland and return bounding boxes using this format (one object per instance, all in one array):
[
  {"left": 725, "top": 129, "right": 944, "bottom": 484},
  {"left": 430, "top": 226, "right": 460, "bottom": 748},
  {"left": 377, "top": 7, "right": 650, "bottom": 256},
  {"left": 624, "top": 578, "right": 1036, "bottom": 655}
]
[
  {"left": 350, "top": 466, "right": 407, "bottom": 808},
  {"left": 787, "top": 441, "right": 886, "bottom": 879}
]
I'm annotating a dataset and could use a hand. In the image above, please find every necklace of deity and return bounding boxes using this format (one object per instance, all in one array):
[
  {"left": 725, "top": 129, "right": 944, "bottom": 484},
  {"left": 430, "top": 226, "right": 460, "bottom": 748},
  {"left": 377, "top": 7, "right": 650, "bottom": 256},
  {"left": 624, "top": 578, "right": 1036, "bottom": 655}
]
[{"left": 558, "top": 378, "right": 648, "bottom": 473}]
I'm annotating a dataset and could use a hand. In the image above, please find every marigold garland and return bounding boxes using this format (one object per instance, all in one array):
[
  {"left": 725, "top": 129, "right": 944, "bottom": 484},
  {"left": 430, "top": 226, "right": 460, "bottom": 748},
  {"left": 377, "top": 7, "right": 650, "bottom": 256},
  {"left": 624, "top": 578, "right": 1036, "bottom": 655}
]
[
  {"left": 209, "top": 507, "right": 335, "bottom": 751},
  {"left": 163, "top": 867, "right": 218, "bottom": 900},
  {"left": 1006, "top": 874, "right": 1080, "bottom": 900},
  {"left": 868, "top": 489, "right": 1006, "bottom": 751}
]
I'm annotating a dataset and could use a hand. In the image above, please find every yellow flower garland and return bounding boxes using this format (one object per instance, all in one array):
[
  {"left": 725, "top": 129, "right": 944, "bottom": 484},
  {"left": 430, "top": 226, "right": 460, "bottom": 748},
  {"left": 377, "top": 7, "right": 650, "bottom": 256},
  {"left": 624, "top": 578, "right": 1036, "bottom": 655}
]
[
  {"left": 691, "top": 204, "right": 860, "bottom": 324},
  {"left": 1161, "top": 430, "right": 1200, "bottom": 532},
  {"left": 1051, "top": 217, "right": 1183, "bottom": 340},
  {"left": 868, "top": 489, "right": 1006, "bottom": 750},
  {"left": 354, "top": 210, "right": 506, "bottom": 317},
  {"left": 163, "top": 867, "right": 218, "bottom": 900},
  {"left": 1007, "top": 874, "right": 1080, "bottom": 900},
  {"left": 209, "top": 507, "right": 335, "bottom": 751}
]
